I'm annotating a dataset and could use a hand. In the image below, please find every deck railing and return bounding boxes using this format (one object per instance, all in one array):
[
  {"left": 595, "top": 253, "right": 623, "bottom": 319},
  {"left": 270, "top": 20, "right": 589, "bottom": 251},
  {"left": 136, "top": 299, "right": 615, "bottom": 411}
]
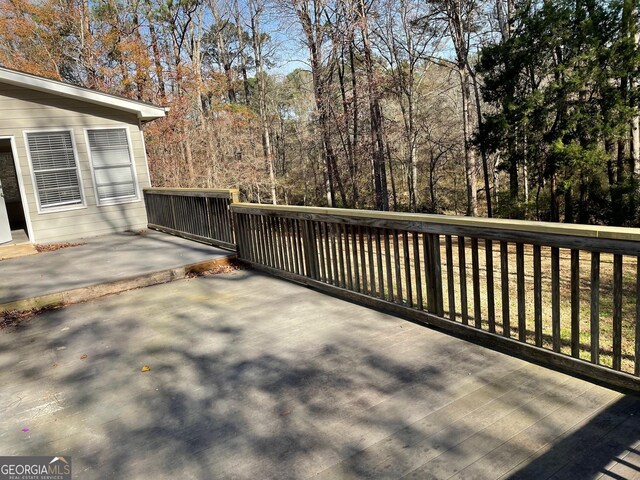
[
  {"left": 144, "top": 188, "right": 239, "bottom": 250},
  {"left": 231, "top": 203, "right": 640, "bottom": 392}
]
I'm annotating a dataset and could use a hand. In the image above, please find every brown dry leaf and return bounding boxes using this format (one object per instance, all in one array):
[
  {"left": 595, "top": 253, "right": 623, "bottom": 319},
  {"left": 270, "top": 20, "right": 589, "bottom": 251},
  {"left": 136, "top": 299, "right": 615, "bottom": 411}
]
[
  {"left": 141, "top": 365, "right": 151, "bottom": 372},
  {"left": 80, "top": 354, "right": 88, "bottom": 360},
  {"left": 35, "top": 242, "right": 84, "bottom": 253}
]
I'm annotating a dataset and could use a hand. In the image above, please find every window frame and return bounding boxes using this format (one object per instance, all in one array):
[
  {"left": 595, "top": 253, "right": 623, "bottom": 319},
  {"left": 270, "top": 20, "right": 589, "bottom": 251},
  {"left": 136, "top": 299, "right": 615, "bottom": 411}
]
[
  {"left": 23, "top": 128, "right": 86, "bottom": 214},
  {"left": 84, "top": 126, "right": 141, "bottom": 207}
]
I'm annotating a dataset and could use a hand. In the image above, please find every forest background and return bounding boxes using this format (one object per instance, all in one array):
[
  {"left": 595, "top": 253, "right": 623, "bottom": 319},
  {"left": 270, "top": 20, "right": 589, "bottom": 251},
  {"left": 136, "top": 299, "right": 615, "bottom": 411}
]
[{"left": 1, "top": 0, "right": 639, "bottom": 225}]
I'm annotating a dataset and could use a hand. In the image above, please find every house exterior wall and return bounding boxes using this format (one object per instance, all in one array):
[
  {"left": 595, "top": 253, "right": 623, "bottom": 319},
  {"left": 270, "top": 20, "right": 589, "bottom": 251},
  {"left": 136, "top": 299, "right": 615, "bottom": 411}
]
[{"left": 0, "top": 83, "right": 152, "bottom": 243}]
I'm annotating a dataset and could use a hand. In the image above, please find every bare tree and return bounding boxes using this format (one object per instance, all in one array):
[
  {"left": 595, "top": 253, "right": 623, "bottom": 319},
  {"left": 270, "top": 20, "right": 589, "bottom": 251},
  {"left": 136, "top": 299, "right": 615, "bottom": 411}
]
[
  {"left": 357, "top": 0, "right": 389, "bottom": 210},
  {"left": 375, "top": 0, "right": 435, "bottom": 211},
  {"left": 284, "top": 0, "right": 347, "bottom": 206},
  {"left": 248, "top": 0, "right": 278, "bottom": 203}
]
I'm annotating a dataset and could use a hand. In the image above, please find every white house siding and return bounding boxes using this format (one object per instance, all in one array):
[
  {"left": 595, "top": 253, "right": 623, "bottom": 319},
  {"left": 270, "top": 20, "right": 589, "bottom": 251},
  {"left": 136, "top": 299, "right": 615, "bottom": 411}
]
[{"left": 0, "top": 83, "right": 152, "bottom": 243}]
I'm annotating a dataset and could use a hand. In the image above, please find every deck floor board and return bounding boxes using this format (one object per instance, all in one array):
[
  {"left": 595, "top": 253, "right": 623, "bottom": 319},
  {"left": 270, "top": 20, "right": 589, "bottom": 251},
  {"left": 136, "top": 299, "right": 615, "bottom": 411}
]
[{"left": 0, "top": 270, "right": 638, "bottom": 479}]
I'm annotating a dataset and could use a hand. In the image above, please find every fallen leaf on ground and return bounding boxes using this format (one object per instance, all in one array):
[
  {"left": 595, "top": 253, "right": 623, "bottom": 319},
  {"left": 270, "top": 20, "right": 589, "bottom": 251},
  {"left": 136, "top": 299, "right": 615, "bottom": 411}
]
[
  {"left": 80, "top": 354, "right": 88, "bottom": 360},
  {"left": 141, "top": 365, "right": 151, "bottom": 372}
]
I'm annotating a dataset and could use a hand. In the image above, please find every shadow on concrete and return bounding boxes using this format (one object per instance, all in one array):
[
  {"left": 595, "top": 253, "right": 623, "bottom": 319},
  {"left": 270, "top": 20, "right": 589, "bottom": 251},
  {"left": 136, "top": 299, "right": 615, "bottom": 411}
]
[{"left": 0, "top": 270, "right": 639, "bottom": 479}]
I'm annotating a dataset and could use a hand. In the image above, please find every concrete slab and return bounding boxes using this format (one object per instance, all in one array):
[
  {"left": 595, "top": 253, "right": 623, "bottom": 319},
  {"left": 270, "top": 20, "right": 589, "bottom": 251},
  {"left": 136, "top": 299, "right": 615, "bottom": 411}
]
[
  {"left": 0, "top": 271, "right": 638, "bottom": 479},
  {"left": 0, "top": 230, "right": 233, "bottom": 307}
]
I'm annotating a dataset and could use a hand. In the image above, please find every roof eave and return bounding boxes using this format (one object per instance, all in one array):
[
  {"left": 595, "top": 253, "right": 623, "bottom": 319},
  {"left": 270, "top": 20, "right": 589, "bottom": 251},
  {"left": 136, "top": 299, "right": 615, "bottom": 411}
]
[{"left": 0, "top": 68, "right": 167, "bottom": 121}]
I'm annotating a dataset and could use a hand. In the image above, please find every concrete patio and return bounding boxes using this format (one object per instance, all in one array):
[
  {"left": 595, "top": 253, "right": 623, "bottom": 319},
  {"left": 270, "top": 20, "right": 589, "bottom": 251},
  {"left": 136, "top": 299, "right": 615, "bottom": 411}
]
[
  {"left": 0, "top": 269, "right": 639, "bottom": 479},
  {"left": 0, "top": 230, "right": 234, "bottom": 313}
]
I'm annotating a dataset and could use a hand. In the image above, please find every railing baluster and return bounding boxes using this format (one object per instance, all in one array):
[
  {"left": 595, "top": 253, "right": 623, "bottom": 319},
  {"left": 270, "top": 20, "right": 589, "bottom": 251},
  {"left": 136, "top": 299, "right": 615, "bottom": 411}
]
[
  {"left": 384, "top": 230, "right": 393, "bottom": 302},
  {"left": 486, "top": 239, "right": 495, "bottom": 333},
  {"left": 367, "top": 227, "right": 376, "bottom": 297},
  {"left": 571, "top": 249, "right": 581, "bottom": 358},
  {"left": 260, "top": 215, "right": 273, "bottom": 268},
  {"left": 330, "top": 223, "right": 339, "bottom": 286},
  {"left": 393, "top": 230, "right": 403, "bottom": 304},
  {"left": 458, "top": 236, "right": 469, "bottom": 325},
  {"left": 286, "top": 218, "right": 295, "bottom": 272},
  {"left": 551, "top": 246, "right": 561, "bottom": 352},
  {"left": 533, "top": 244, "right": 542, "bottom": 347},
  {"left": 516, "top": 243, "right": 526, "bottom": 342},
  {"left": 269, "top": 216, "right": 279, "bottom": 269},
  {"left": 303, "top": 220, "right": 319, "bottom": 280},
  {"left": 423, "top": 233, "right": 433, "bottom": 312},
  {"left": 413, "top": 232, "right": 423, "bottom": 311},
  {"left": 284, "top": 218, "right": 295, "bottom": 274},
  {"left": 250, "top": 215, "right": 260, "bottom": 263},
  {"left": 352, "top": 225, "right": 360, "bottom": 292},
  {"left": 233, "top": 212, "right": 244, "bottom": 258},
  {"left": 336, "top": 223, "right": 346, "bottom": 288},
  {"left": 403, "top": 231, "right": 413, "bottom": 308},
  {"left": 590, "top": 251, "right": 600, "bottom": 364},
  {"left": 471, "top": 237, "right": 482, "bottom": 329},
  {"left": 613, "top": 254, "right": 623, "bottom": 371},
  {"left": 344, "top": 224, "right": 353, "bottom": 290},
  {"left": 445, "top": 235, "right": 456, "bottom": 321},
  {"left": 256, "top": 215, "right": 265, "bottom": 264},
  {"left": 375, "top": 229, "right": 384, "bottom": 299},
  {"left": 316, "top": 222, "right": 326, "bottom": 281},
  {"left": 282, "top": 217, "right": 293, "bottom": 273},
  {"left": 359, "top": 226, "right": 367, "bottom": 294},
  {"left": 324, "top": 222, "right": 333, "bottom": 283},
  {"left": 295, "top": 219, "right": 306, "bottom": 276},
  {"left": 432, "top": 234, "right": 444, "bottom": 317},
  {"left": 275, "top": 217, "right": 285, "bottom": 270},
  {"left": 169, "top": 195, "right": 177, "bottom": 230}
]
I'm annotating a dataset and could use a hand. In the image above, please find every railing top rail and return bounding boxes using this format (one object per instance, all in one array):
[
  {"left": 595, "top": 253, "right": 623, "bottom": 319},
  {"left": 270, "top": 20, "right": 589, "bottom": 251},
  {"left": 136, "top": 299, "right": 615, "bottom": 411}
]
[
  {"left": 231, "top": 202, "right": 640, "bottom": 243},
  {"left": 145, "top": 187, "right": 239, "bottom": 198}
]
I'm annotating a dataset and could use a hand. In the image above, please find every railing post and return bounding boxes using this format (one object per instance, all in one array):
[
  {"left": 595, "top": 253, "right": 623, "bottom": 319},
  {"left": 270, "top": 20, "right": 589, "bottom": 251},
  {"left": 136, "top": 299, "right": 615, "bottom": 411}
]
[
  {"left": 228, "top": 189, "right": 240, "bottom": 246},
  {"left": 302, "top": 219, "right": 319, "bottom": 280},
  {"left": 229, "top": 189, "right": 240, "bottom": 204}
]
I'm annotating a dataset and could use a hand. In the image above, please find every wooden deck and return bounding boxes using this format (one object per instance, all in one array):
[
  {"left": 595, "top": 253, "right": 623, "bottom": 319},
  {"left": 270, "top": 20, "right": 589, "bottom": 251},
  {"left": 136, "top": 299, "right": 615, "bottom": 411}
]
[{"left": 1, "top": 270, "right": 639, "bottom": 479}]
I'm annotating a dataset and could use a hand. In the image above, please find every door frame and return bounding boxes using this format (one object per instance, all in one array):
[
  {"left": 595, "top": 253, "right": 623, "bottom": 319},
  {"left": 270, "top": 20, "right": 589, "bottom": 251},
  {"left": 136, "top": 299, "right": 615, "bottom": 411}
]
[{"left": 0, "top": 136, "right": 34, "bottom": 243}]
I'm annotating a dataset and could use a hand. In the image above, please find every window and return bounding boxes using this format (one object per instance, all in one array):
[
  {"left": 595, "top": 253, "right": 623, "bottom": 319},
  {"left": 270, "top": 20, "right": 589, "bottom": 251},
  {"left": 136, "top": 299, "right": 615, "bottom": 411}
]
[
  {"left": 26, "top": 130, "right": 83, "bottom": 210},
  {"left": 87, "top": 128, "right": 138, "bottom": 204}
]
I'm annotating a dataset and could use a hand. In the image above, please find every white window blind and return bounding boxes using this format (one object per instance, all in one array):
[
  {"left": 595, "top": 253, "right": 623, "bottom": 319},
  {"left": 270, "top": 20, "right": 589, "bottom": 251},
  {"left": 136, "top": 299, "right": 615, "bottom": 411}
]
[
  {"left": 26, "top": 131, "right": 83, "bottom": 209},
  {"left": 87, "top": 128, "right": 137, "bottom": 203}
]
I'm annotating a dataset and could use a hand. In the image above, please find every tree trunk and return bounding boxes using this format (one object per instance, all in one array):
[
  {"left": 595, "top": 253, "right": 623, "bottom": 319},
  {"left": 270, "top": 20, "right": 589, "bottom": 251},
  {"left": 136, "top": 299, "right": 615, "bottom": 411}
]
[
  {"left": 470, "top": 69, "right": 492, "bottom": 216},
  {"left": 632, "top": 7, "right": 640, "bottom": 175},
  {"left": 360, "top": 0, "right": 388, "bottom": 211},
  {"left": 460, "top": 67, "right": 478, "bottom": 216},
  {"left": 234, "top": 0, "right": 251, "bottom": 103},
  {"left": 249, "top": 0, "right": 277, "bottom": 203}
]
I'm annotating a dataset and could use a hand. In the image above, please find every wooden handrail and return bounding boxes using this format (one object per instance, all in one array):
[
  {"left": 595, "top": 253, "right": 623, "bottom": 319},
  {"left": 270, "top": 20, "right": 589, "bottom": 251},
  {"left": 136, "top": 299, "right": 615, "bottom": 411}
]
[
  {"left": 145, "top": 187, "right": 240, "bottom": 201},
  {"left": 143, "top": 188, "right": 238, "bottom": 250},
  {"left": 231, "top": 203, "right": 640, "bottom": 242}
]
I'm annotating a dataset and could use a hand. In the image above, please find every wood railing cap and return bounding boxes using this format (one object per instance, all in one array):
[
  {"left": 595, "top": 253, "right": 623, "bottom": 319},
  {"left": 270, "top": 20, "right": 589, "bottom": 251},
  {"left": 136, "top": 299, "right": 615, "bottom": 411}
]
[
  {"left": 144, "top": 187, "right": 239, "bottom": 196},
  {"left": 231, "top": 203, "right": 640, "bottom": 242}
]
